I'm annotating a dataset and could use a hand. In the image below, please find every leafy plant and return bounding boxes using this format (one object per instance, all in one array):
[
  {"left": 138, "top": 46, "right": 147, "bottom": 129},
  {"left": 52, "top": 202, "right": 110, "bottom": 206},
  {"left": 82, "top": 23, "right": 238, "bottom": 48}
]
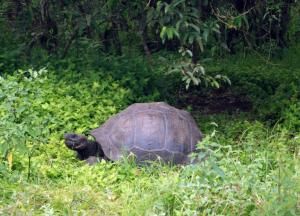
[
  {"left": 149, "top": 0, "right": 220, "bottom": 53},
  {"left": 168, "top": 47, "right": 231, "bottom": 89},
  {"left": 0, "top": 68, "right": 49, "bottom": 175}
]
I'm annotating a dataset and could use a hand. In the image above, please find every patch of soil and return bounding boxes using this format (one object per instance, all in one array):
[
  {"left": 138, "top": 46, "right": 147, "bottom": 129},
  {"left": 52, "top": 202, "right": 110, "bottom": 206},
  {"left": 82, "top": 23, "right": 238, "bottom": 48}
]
[{"left": 176, "top": 88, "right": 252, "bottom": 114}]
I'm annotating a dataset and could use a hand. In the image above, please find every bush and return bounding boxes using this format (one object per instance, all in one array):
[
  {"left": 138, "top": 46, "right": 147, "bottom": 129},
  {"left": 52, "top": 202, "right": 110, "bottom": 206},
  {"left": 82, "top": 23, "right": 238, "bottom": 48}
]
[{"left": 0, "top": 67, "right": 130, "bottom": 173}]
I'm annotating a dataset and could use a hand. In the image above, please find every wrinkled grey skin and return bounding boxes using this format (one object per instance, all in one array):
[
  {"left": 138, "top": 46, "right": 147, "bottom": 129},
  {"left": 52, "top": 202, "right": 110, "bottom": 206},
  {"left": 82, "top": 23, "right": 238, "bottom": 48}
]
[{"left": 64, "top": 133, "right": 105, "bottom": 165}]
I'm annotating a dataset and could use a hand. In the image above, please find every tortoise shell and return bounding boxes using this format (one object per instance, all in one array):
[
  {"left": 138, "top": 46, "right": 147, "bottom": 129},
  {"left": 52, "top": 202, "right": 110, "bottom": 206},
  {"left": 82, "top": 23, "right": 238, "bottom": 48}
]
[{"left": 90, "top": 102, "right": 202, "bottom": 164}]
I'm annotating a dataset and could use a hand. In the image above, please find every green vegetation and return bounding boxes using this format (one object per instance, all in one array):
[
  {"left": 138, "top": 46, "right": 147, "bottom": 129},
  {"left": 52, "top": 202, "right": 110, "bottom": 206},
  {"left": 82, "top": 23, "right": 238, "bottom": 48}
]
[
  {"left": 1, "top": 51, "right": 299, "bottom": 215},
  {"left": 1, "top": 0, "right": 300, "bottom": 215}
]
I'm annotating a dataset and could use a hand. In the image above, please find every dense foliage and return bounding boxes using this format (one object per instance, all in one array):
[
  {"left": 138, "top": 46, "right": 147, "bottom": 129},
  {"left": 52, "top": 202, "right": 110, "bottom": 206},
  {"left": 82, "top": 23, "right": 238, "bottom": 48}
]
[
  {"left": 0, "top": 0, "right": 300, "bottom": 215},
  {"left": 0, "top": 50, "right": 299, "bottom": 214},
  {"left": 1, "top": 0, "right": 299, "bottom": 84}
]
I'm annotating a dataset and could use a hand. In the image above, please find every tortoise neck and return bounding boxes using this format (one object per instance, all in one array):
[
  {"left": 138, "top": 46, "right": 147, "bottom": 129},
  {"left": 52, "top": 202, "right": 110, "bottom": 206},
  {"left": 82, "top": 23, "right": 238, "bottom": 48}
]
[{"left": 76, "top": 140, "right": 104, "bottom": 160}]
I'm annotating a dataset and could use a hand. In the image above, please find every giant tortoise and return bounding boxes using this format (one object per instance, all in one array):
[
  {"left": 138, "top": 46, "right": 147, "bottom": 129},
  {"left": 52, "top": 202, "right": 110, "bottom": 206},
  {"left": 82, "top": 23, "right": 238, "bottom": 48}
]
[{"left": 64, "top": 102, "right": 202, "bottom": 164}]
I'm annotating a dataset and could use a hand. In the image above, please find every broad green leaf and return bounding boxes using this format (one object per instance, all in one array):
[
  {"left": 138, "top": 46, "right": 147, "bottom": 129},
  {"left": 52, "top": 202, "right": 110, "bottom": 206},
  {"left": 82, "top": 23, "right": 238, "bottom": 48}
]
[
  {"left": 203, "top": 29, "right": 209, "bottom": 42},
  {"left": 197, "top": 37, "right": 204, "bottom": 52},
  {"left": 189, "top": 23, "right": 200, "bottom": 33},
  {"left": 173, "top": 0, "right": 185, "bottom": 8},
  {"left": 166, "top": 27, "right": 174, "bottom": 39}
]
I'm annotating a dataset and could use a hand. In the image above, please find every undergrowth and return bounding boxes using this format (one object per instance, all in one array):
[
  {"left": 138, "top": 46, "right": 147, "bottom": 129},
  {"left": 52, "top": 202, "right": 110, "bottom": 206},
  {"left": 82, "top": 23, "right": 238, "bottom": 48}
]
[{"left": 0, "top": 49, "right": 300, "bottom": 215}]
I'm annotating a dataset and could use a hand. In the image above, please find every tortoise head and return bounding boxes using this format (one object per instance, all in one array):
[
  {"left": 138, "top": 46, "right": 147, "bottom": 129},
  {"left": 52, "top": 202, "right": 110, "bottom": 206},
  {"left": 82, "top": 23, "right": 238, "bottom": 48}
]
[
  {"left": 64, "top": 133, "right": 89, "bottom": 150},
  {"left": 64, "top": 133, "right": 106, "bottom": 163}
]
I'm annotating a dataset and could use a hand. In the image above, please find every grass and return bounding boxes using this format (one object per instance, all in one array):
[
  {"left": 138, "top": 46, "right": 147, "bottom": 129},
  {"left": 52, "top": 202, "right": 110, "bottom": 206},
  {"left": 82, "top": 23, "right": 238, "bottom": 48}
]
[
  {"left": 1, "top": 114, "right": 299, "bottom": 215},
  {"left": 0, "top": 49, "right": 300, "bottom": 215}
]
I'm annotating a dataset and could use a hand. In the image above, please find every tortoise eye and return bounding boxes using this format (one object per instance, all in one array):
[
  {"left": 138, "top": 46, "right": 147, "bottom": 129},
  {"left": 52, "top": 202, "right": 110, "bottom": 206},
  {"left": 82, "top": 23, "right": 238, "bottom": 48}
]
[{"left": 79, "top": 137, "right": 86, "bottom": 142}]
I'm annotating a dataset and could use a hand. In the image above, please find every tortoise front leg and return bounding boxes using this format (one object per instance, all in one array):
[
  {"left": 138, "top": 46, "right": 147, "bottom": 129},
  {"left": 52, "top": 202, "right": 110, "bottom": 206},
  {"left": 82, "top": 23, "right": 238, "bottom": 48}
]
[{"left": 85, "top": 156, "right": 100, "bottom": 165}]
